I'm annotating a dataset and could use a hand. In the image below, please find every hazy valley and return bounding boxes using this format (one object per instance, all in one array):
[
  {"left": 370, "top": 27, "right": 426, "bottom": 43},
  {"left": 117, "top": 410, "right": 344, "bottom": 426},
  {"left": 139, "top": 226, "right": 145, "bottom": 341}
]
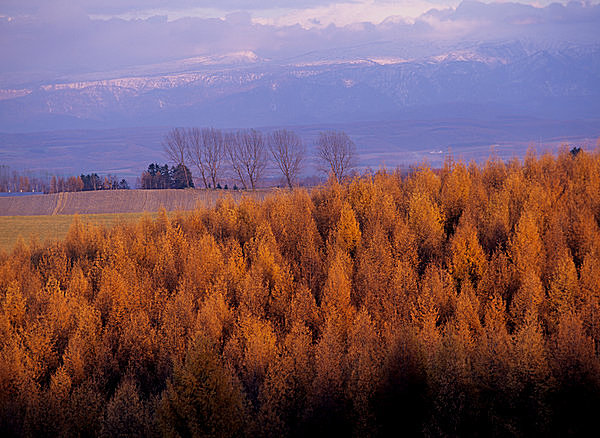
[{"left": 0, "top": 117, "right": 597, "bottom": 181}]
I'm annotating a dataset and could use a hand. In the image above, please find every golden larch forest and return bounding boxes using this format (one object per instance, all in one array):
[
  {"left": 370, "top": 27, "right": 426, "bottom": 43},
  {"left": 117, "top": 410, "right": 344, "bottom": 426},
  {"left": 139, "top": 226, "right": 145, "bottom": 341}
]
[{"left": 1, "top": 148, "right": 600, "bottom": 437}]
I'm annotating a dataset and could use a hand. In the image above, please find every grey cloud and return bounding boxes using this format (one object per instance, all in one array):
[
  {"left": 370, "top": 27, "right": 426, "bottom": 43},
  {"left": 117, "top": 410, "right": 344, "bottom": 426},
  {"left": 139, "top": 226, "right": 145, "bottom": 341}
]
[
  {"left": 0, "top": 0, "right": 346, "bottom": 16},
  {"left": 1, "top": 1, "right": 599, "bottom": 87},
  {"left": 425, "top": 0, "right": 600, "bottom": 24},
  {"left": 225, "top": 11, "right": 252, "bottom": 25}
]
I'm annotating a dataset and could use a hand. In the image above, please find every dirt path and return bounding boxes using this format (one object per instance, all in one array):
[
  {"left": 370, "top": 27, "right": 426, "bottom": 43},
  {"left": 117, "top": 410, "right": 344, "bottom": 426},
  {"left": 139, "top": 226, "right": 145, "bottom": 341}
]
[{"left": 52, "top": 192, "right": 66, "bottom": 215}]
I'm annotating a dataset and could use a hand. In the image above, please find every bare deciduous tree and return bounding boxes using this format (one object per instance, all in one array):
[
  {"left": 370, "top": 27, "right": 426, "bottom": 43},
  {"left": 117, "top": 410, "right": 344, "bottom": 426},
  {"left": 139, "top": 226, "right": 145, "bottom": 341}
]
[
  {"left": 187, "top": 127, "right": 209, "bottom": 188},
  {"left": 187, "top": 127, "right": 226, "bottom": 189},
  {"left": 316, "top": 130, "right": 357, "bottom": 182},
  {"left": 225, "top": 132, "right": 246, "bottom": 189},
  {"left": 163, "top": 127, "right": 191, "bottom": 188},
  {"left": 202, "top": 128, "right": 226, "bottom": 189},
  {"left": 268, "top": 129, "right": 305, "bottom": 189},
  {"left": 226, "top": 129, "right": 268, "bottom": 190}
]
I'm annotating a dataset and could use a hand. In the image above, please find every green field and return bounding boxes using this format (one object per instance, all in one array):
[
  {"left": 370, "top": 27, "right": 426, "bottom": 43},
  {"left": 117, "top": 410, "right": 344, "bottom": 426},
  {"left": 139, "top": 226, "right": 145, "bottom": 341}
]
[{"left": 0, "top": 212, "right": 155, "bottom": 253}]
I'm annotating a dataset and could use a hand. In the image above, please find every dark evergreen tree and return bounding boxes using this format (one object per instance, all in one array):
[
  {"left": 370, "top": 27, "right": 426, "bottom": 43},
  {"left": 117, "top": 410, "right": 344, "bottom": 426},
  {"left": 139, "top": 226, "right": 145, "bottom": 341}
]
[
  {"left": 80, "top": 173, "right": 102, "bottom": 191},
  {"left": 141, "top": 163, "right": 173, "bottom": 189},
  {"left": 171, "top": 164, "right": 194, "bottom": 189}
]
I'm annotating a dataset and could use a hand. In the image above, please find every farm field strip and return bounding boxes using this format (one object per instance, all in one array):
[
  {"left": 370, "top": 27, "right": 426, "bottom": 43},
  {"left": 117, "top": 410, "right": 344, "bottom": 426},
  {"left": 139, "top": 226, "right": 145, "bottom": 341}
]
[
  {"left": 0, "top": 188, "right": 268, "bottom": 217},
  {"left": 0, "top": 188, "right": 275, "bottom": 252}
]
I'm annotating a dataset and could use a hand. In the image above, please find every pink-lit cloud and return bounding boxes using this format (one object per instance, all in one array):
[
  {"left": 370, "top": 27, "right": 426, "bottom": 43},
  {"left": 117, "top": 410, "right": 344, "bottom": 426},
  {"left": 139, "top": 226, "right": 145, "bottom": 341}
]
[{"left": 1, "top": 1, "right": 599, "bottom": 86}]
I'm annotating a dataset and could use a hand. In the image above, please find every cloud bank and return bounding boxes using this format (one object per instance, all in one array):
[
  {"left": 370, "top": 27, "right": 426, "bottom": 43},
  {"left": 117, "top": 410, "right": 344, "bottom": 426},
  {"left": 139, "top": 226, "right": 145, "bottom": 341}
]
[{"left": 1, "top": 1, "right": 599, "bottom": 86}]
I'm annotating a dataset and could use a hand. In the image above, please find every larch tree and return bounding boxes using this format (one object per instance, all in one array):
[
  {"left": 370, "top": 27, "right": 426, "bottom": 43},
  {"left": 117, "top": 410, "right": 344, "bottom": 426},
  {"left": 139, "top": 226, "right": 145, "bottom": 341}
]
[
  {"left": 450, "top": 215, "right": 487, "bottom": 289},
  {"left": 546, "top": 249, "right": 580, "bottom": 330},
  {"left": 3, "top": 146, "right": 600, "bottom": 437},
  {"left": 158, "top": 336, "right": 246, "bottom": 438},
  {"left": 510, "top": 208, "right": 544, "bottom": 279},
  {"left": 550, "top": 311, "right": 600, "bottom": 437},
  {"left": 347, "top": 308, "right": 382, "bottom": 434},
  {"left": 510, "top": 269, "right": 545, "bottom": 329},
  {"left": 333, "top": 201, "right": 361, "bottom": 255},
  {"left": 408, "top": 190, "right": 445, "bottom": 267},
  {"left": 309, "top": 315, "right": 351, "bottom": 436},
  {"left": 356, "top": 225, "right": 395, "bottom": 313},
  {"left": 441, "top": 159, "right": 472, "bottom": 234},
  {"left": 238, "top": 313, "right": 278, "bottom": 405},
  {"left": 258, "top": 322, "right": 314, "bottom": 437},
  {"left": 100, "top": 378, "right": 153, "bottom": 438}
]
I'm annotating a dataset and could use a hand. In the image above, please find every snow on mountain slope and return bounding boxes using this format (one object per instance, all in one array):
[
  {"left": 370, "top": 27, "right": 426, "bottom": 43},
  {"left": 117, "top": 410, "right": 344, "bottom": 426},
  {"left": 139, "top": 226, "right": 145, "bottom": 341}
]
[{"left": 0, "top": 42, "right": 598, "bottom": 132}]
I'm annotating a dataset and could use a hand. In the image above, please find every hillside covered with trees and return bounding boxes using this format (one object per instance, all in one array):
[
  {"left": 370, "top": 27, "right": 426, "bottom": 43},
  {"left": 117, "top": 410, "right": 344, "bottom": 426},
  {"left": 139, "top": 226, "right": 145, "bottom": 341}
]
[{"left": 1, "top": 147, "right": 600, "bottom": 436}]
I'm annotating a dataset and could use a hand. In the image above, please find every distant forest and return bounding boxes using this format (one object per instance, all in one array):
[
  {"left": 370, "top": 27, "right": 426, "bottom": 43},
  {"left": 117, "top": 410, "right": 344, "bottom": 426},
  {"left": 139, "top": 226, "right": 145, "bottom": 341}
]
[
  {"left": 0, "top": 165, "right": 129, "bottom": 194},
  {"left": 1, "top": 148, "right": 600, "bottom": 436}
]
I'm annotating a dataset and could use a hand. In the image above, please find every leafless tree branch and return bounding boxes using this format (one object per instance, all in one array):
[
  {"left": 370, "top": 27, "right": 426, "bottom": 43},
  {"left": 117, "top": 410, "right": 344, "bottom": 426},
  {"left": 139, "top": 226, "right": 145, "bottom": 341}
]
[
  {"left": 226, "top": 129, "right": 267, "bottom": 190},
  {"left": 187, "top": 127, "right": 226, "bottom": 189},
  {"left": 268, "top": 129, "right": 305, "bottom": 189},
  {"left": 316, "top": 130, "right": 357, "bottom": 183},
  {"left": 203, "top": 128, "right": 226, "bottom": 189},
  {"left": 163, "top": 127, "right": 191, "bottom": 187},
  {"left": 187, "top": 127, "right": 209, "bottom": 188}
]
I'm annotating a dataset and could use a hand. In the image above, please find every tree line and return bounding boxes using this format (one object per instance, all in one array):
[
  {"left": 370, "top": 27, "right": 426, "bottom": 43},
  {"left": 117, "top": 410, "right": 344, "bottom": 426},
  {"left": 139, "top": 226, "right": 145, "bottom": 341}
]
[
  {"left": 3, "top": 128, "right": 356, "bottom": 194},
  {"left": 159, "top": 127, "right": 357, "bottom": 190},
  {"left": 49, "top": 173, "right": 129, "bottom": 193},
  {"left": 1, "top": 147, "right": 599, "bottom": 436},
  {"left": 0, "top": 165, "right": 50, "bottom": 193},
  {"left": 0, "top": 165, "right": 129, "bottom": 194}
]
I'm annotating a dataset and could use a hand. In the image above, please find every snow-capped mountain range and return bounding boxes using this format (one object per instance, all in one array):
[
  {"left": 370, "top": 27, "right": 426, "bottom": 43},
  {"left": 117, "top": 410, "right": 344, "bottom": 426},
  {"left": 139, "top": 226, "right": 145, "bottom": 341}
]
[{"left": 0, "top": 41, "right": 598, "bottom": 132}]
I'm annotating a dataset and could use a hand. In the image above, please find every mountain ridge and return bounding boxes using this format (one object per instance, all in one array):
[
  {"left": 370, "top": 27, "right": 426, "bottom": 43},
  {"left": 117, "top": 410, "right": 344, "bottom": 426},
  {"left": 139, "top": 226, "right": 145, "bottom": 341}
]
[{"left": 0, "top": 41, "right": 598, "bottom": 132}]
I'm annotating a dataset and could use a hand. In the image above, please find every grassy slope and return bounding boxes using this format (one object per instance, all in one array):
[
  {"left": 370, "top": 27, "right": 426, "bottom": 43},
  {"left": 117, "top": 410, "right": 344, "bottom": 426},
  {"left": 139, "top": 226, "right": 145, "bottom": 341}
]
[{"left": 0, "top": 188, "right": 265, "bottom": 216}]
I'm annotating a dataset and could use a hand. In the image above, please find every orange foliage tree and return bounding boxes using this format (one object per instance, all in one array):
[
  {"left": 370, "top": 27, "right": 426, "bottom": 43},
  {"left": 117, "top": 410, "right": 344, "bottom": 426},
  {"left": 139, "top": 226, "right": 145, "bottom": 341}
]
[{"left": 0, "top": 146, "right": 599, "bottom": 436}]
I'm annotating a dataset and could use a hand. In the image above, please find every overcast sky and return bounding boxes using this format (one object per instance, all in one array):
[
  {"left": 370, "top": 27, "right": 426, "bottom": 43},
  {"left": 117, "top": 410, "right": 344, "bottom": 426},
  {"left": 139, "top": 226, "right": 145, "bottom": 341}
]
[
  {"left": 0, "top": 1, "right": 592, "bottom": 25},
  {"left": 1, "top": 1, "right": 599, "bottom": 85}
]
